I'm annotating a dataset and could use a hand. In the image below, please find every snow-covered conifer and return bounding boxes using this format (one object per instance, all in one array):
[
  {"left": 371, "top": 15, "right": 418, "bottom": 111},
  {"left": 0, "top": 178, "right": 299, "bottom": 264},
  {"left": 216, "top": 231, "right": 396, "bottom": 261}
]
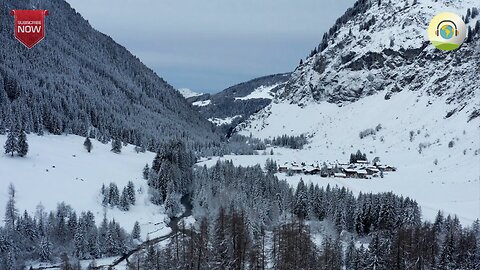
[
  {"left": 4, "top": 130, "right": 17, "bottom": 156},
  {"left": 119, "top": 188, "right": 130, "bottom": 211},
  {"left": 83, "top": 137, "right": 93, "bottom": 153},
  {"left": 111, "top": 139, "right": 122, "bottom": 154},
  {"left": 17, "top": 130, "right": 28, "bottom": 157},
  {"left": 132, "top": 221, "right": 141, "bottom": 240},
  {"left": 126, "top": 181, "right": 136, "bottom": 205}
]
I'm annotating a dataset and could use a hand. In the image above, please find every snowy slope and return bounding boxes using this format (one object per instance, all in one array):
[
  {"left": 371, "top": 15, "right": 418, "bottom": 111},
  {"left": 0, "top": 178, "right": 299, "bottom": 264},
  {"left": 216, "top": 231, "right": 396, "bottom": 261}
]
[
  {"left": 235, "top": 83, "right": 281, "bottom": 100},
  {"left": 192, "top": 100, "right": 212, "bottom": 107},
  {"left": 0, "top": 134, "right": 171, "bottom": 240},
  {"left": 208, "top": 115, "right": 242, "bottom": 126},
  {"left": 178, "top": 88, "right": 204, "bottom": 99},
  {"left": 232, "top": 87, "right": 480, "bottom": 224}
]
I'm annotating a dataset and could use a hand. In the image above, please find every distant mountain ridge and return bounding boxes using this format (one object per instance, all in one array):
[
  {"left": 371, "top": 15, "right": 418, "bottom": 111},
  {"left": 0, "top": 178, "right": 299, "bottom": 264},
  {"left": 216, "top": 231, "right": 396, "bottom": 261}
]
[
  {"left": 186, "top": 73, "right": 290, "bottom": 132},
  {"left": 0, "top": 0, "right": 219, "bottom": 148}
]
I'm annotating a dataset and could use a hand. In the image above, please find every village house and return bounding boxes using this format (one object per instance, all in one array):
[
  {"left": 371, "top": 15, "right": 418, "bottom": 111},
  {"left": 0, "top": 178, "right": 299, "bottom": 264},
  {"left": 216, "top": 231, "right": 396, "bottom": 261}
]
[
  {"left": 278, "top": 163, "right": 289, "bottom": 173},
  {"left": 304, "top": 165, "right": 321, "bottom": 175}
]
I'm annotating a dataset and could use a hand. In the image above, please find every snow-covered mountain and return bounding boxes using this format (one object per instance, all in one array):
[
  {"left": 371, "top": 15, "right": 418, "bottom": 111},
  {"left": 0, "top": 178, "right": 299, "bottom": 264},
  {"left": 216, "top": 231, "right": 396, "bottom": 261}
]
[
  {"left": 280, "top": 0, "right": 479, "bottom": 110},
  {"left": 236, "top": 0, "right": 480, "bottom": 223},
  {"left": 189, "top": 73, "right": 290, "bottom": 130}
]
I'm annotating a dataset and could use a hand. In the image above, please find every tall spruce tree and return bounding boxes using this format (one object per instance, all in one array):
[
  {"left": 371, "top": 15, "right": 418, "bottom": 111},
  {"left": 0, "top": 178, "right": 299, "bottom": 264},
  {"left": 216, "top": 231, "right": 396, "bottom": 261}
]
[
  {"left": 132, "top": 221, "right": 141, "bottom": 240},
  {"left": 17, "top": 130, "right": 28, "bottom": 157},
  {"left": 108, "top": 183, "right": 120, "bottom": 206},
  {"left": 142, "top": 164, "right": 150, "bottom": 180},
  {"left": 4, "top": 184, "right": 18, "bottom": 230},
  {"left": 119, "top": 188, "right": 130, "bottom": 211},
  {"left": 4, "top": 130, "right": 17, "bottom": 156},
  {"left": 126, "top": 181, "right": 136, "bottom": 205}
]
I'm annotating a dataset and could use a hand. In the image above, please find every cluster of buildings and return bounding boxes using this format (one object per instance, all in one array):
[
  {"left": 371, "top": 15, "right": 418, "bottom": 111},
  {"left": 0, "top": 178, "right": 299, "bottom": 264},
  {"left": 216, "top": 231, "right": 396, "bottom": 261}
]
[{"left": 278, "top": 160, "right": 396, "bottom": 179}]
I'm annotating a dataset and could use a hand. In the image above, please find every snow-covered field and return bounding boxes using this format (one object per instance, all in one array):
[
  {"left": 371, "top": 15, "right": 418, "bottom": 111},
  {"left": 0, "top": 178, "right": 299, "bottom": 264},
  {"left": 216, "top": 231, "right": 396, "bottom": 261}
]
[
  {"left": 192, "top": 100, "right": 211, "bottom": 107},
  {"left": 235, "top": 83, "right": 280, "bottom": 100},
  {"left": 0, "top": 134, "right": 171, "bottom": 240},
  {"left": 208, "top": 115, "right": 242, "bottom": 126},
  {"left": 213, "top": 90, "right": 480, "bottom": 224}
]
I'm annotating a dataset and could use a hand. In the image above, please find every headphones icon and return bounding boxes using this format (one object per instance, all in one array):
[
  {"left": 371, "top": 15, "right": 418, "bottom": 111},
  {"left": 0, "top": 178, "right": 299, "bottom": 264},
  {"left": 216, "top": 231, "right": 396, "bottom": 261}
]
[{"left": 436, "top": 20, "right": 458, "bottom": 37}]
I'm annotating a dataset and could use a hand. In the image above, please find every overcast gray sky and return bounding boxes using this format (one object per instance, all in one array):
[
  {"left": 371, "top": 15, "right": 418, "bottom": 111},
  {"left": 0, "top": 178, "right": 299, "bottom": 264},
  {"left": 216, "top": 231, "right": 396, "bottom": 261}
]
[{"left": 66, "top": 0, "right": 356, "bottom": 93}]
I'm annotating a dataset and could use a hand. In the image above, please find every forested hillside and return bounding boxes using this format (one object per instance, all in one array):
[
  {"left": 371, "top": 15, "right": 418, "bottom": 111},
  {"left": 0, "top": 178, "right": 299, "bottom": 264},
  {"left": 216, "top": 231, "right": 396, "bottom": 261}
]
[
  {"left": 0, "top": 0, "right": 219, "bottom": 150},
  {"left": 186, "top": 73, "right": 290, "bottom": 134}
]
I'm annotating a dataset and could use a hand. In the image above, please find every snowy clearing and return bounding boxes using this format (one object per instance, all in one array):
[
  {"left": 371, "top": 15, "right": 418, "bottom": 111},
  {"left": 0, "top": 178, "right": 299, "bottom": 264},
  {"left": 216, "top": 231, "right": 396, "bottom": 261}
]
[
  {"left": 208, "top": 115, "right": 242, "bottom": 126},
  {"left": 192, "top": 100, "right": 211, "bottom": 107},
  {"left": 235, "top": 83, "right": 281, "bottom": 101},
  {"left": 0, "top": 134, "right": 170, "bottom": 241}
]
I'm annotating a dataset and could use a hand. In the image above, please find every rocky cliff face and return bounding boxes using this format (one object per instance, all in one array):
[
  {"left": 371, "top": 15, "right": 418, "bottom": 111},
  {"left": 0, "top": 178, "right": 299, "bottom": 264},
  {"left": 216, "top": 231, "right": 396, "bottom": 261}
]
[{"left": 278, "top": 0, "right": 479, "bottom": 119}]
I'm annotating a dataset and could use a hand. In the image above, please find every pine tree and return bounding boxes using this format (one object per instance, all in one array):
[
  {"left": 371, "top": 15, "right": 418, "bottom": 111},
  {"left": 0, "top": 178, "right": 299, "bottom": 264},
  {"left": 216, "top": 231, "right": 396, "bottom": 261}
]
[
  {"left": 345, "top": 240, "right": 357, "bottom": 270},
  {"left": 83, "top": 137, "right": 92, "bottom": 153},
  {"left": 264, "top": 158, "right": 277, "bottom": 174},
  {"left": 439, "top": 231, "right": 456, "bottom": 269},
  {"left": 98, "top": 214, "right": 109, "bottom": 255},
  {"left": 350, "top": 153, "right": 356, "bottom": 164},
  {"left": 17, "top": 130, "right": 28, "bottom": 157},
  {"left": 4, "top": 184, "right": 18, "bottom": 230},
  {"left": 38, "top": 237, "right": 52, "bottom": 261},
  {"left": 4, "top": 130, "right": 17, "bottom": 156},
  {"left": 377, "top": 199, "right": 396, "bottom": 231},
  {"left": 6, "top": 248, "right": 17, "bottom": 270},
  {"left": 108, "top": 183, "right": 120, "bottom": 206},
  {"left": 111, "top": 139, "right": 122, "bottom": 154},
  {"left": 102, "top": 189, "right": 109, "bottom": 207},
  {"left": 366, "top": 234, "right": 389, "bottom": 269},
  {"left": 105, "top": 226, "right": 117, "bottom": 256},
  {"left": 472, "top": 7, "right": 479, "bottom": 18},
  {"left": 74, "top": 222, "right": 87, "bottom": 259},
  {"left": 119, "top": 187, "right": 130, "bottom": 211},
  {"left": 132, "top": 221, "right": 141, "bottom": 240},
  {"left": 143, "top": 164, "right": 150, "bottom": 180},
  {"left": 126, "top": 181, "right": 136, "bottom": 205},
  {"left": 152, "top": 153, "right": 162, "bottom": 172},
  {"left": 293, "top": 180, "right": 308, "bottom": 219},
  {"left": 212, "top": 207, "right": 229, "bottom": 269}
]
